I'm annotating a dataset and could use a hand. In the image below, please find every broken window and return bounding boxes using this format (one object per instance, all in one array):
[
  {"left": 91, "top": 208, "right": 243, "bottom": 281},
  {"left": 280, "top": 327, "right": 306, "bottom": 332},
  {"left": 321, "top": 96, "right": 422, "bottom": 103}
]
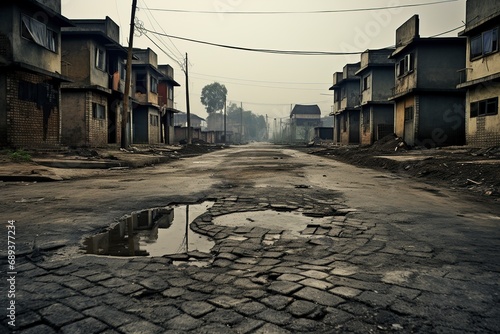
[
  {"left": 21, "top": 15, "right": 57, "bottom": 52},
  {"left": 404, "top": 106, "right": 414, "bottom": 121},
  {"left": 397, "top": 53, "right": 414, "bottom": 77},
  {"left": 135, "top": 73, "right": 147, "bottom": 94},
  {"left": 95, "top": 47, "right": 106, "bottom": 71},
  {"left": 362, "top": 75, "right": 370, "bottom": 91},
  {"left": 470, "top": 97, "right": 498, "bottom": 117},
  {"left": 150, "top": 114, "right": 159, "bottom": 126},
  {"left": 471, "top": 27, "right": 499, "bottom": 59},
  {"left": 92, "top": 103, "right": 106, "bottom": 119},
  {"left": 150, "top": 76, "right": 158, "bottom": 94}
]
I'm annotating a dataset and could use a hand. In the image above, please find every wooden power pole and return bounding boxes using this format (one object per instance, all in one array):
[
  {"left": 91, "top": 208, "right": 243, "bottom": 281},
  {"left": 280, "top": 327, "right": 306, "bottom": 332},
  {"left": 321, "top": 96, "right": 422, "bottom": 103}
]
[
  {"left": 121, "top": 0, "right": 137, "bottom": 148},
  {"left": 185, "top": 53, "right": 192, "bottom": 144}
]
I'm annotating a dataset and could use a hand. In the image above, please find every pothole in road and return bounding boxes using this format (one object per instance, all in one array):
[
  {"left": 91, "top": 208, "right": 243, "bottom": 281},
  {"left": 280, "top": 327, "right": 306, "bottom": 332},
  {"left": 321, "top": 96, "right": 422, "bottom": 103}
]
[
  {"left": 213, "top": 210, "right": 333, "bottom": 238},
  {"left": 84, "top": 201, "right": 215, "bottom": 257}
]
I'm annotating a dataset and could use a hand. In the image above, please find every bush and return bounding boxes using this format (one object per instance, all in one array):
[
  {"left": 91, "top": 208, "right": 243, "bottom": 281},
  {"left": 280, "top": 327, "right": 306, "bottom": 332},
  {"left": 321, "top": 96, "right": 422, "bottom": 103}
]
[{"left": 8, "top": 150, "right": 32, "bottom": 162}]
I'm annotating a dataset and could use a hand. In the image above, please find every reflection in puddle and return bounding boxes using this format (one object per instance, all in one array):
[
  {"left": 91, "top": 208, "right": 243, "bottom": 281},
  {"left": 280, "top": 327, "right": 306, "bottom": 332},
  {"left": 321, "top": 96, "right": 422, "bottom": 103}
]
[
  {"left": 213, "top": 210, "right": 332, "bottom": 236},
  {"left": 85, "top": 202, "right": 214, "bottom": 257}
]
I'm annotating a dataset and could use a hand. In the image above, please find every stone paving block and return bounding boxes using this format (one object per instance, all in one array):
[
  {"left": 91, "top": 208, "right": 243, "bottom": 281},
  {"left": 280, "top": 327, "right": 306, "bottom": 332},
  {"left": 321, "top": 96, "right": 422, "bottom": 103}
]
[
  {"left": 137, "top": 306, "right": 182, "bottom": 324},
  {"left": 142, "top": 263, "right": 169, "bottom": 272},
  {"left": 297, "top": 264, "right": 330, "bottom": 271},
  {"left": 35, "top": 282, "right": 77, "bottom": 299},
  {"left": 81, "top": 286, "right": 109, "bottom": 297},
  {"left": 164, "top": 314, "right": 203, "bottom": 331},
  {"left": 261, "top": 251, "right": 284, "bottom": 258},
  {"left": 202, "top": 309, "right": 245, "bottom": 326},
  {"left": 286, "top": 318, "right": 327, "bottom": 333},
  {"left": 61, "top": 295, "right": 100, "bottom": 311},
  {"left": 257, "top": 258, "right": 281, "bottom": 266},
  {"left": 243, "top": 289, "right": 268, "bottom": 299},
  {"left": 234, "top": 318, "right": 265, "bottom": 334},
  {"left": 141, "top": 276, "right": 170, "bottom": 290},
  {"left": 330, "top": 264, "right": 359, "bottom": 277},
  {"left": 287, "top": 300, "right": 320, "bottom": 317},
  {"left": 116, "top": 282, "right": 143, "bottom": 295},
  {"left": 61, "top": 277, "right": 94, "bottom": 290},
  {"left": 118, "top": 320, "right": 164, "bottom": 334},
  {"left": 234, "top": 301, "right": 267, "bottom": 316},
  {"left": 277, "top": 273, "right": 304, "bottom": 282},
  {"left": 294, "top": 287, "right": 345, "bottom": 307},
  {"left": 267, "top": 281, "right": 302, "bottom": 295},
  {"left": 260, "top": 295, "right": 293, "bottom": 310},
  {"left": 208, "top": 295, "right": 250, "bottom": 308},
  {"left": 180, "top": 301, "right": 215, "bottom": 318},
  {"left": 197, "top": 323, "right": 237, "bottom": 333},
  {"left": 212, "top": 259, "right": 233, "bottom": 268},
  {"left": 99, "top": 277, "right": 130, "bottom": 288},
  {"left": 39, "top": 303, "right": 84, "bottom": 328},
  {"left": 300, "top": 270, "right": 330, "bottom": 280},
  {"left": 17, "top": 324, "right": 58, "bottom": 334},
  {"left": 86, "top": 273, "right": 113, "bottom": 282},
  {"left": 233, "top": 278, "right": 262, "bottom": 289},
  {"left": 187, "top": 282, "right": 216, "bottom": 294},
  {"left": 191, "top": 271, "right": 218, "bottom": 282},
  {"left": 212, "top": 274, "right": 236, "bottom": 284},
  {"left": 330, "top": 286, "right": 362, "bottom": 298},
  {"left": 299, "top": 278, "right": 333, "bottom": 290},
  {"left": 255, "top": 308, "right": 292, "bottom": 326},
  {"left": 14, "top": 310, "right": 41, "bottom": 329},
  {"left": 254, "top": 323, "right": 291, "bottom": 334},
  {"left": 83, "top": 305, "right": 140, "bottom": 328},
  {"left": 216, "top": 252, "right": 239, "bottom": 261},
  {"left": 60, "top": 317, "right": 108, "bottom": 334}
]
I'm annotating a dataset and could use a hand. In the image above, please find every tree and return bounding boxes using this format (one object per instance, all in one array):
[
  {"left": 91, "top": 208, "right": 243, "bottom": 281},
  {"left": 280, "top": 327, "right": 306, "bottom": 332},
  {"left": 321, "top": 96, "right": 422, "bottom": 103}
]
[{"left": 200, "top": 82, "right": 227, "bottom": 114}]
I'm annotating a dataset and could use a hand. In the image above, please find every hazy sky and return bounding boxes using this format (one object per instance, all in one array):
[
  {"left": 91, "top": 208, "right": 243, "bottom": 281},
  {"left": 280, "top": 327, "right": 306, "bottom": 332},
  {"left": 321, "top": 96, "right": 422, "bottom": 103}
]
[{"left": 61, "top": 0, "right": 466, "bottom": 121}]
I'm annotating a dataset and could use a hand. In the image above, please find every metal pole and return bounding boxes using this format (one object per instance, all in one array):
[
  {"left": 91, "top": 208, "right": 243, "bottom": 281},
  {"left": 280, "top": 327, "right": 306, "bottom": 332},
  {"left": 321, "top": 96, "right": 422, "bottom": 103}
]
[
  {"left": 223, "top": 97, "right": 227, "bottom": 144},
  {"left": 185, "top": 53, "right": 192, "bottom": 144},
  {"left": 240, "top": 102, "right": 243, "bottom": 144}
]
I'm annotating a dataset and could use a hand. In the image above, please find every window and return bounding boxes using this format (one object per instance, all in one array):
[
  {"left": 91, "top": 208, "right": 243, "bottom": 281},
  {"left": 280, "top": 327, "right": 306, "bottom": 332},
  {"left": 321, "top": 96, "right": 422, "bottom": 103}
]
[
  {"left": 21, "top": 15, "right": 57, "bottom": 52},
  {"left": 150, "top": 114, "right": 159, "bottom": 126},
  {"left": 334, "top": 90, "right": 341, "bottom": 103},
  {"left": 470, "top": 97, "right": 498, "bottom": 118},
  {"left": 397, "top": 54, "right": 414, "bottom": 77},
  {"left": 150, "top": 76, "right": 158, "bottom": 94},
  {"left": 341, "top": 86, "right": 346, "bottom": 99},
  {"left": 404, "top": 106, "right": 414, "bottom": 121},
  {"left": 362, "top": 110, "right": 370, "bottom": 133},
  {"left": 362, "top": 75, "right": 370, "bottom": 91},
  {"left": 470, "top": 27, "right": 499, "bottom": 59},
  {"left": 120, "top": 61, "right": 126, "bottom": 79},
  {"left": 342, "top": 114, "right": 347, "bottom": 132},
  {"left": 168, "top": 87, "right": 174, "bottom": 101},
  {"left": 135, "top": 73, "right": 147, "bottom": 93},
  {"left": 95, "top": 48, "right": 106, "bottom": 71},
  {"left": 92, "top": 103, "right": 105, "bottom": 119}
]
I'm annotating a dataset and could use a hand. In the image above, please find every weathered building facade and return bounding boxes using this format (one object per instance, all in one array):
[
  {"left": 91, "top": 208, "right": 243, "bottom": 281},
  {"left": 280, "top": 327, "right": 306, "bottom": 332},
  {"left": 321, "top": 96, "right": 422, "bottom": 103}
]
[
  {"left": 290, "top": 104, "right": 322, "bottom": 143},
  {"left": 60, "top": 17, "right": 127, "bottom": 147},
  {"left": 132, "top": 48, "right": 162, "bottom": 144},
  {"left": 389, "top": 15, "right": 466, "bottom": 147},
  {"left": 457, "top": 0, "right": 500, "bottom": 147},
  {"left": 158, "top": 64, "right": 180, "bottom": 145},
  {"left": 329, "top": 63, "right": 361, "bottom": 145},
  {"left": 0, "top": 0, "right": 71, "bottom": 148},
  {"left": 356, "top": 48, "right": 395, "bottom": 145}
]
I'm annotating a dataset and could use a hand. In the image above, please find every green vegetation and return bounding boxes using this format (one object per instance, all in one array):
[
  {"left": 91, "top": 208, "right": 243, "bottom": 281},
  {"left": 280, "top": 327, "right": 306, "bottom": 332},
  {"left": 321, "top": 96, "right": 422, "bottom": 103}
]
[{"left": 8, "top": 149, "right": 32, "bottom": 162}]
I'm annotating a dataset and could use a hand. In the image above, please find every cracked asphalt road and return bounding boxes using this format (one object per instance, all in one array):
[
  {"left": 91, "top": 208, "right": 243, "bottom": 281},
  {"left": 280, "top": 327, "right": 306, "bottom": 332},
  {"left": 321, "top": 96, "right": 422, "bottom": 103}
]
[{"left": 1, "top": 143, "right": 499, "bottom": 333}]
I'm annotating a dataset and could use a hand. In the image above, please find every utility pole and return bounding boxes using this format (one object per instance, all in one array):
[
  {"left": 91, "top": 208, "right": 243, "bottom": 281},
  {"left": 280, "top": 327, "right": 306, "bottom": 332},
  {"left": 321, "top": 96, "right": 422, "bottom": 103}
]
[
  {"left": 185, "top": 53, "right": 192, "bottom": 144},
  {"left": 240, "top": 102, "right": 243, "bottom": 144},
  {"left": 121, "top": 0, "right": 137, "bottom": 148},
  {"left": 223, "top": 96, "right": 227, "bottom": 144}
]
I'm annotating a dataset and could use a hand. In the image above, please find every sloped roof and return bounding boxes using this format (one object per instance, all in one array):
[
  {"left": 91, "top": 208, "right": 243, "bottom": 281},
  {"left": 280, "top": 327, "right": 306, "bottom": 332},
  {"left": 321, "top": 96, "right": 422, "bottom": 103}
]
[{"left": 290, "top": 104, "right": 321, "bottom": 116}]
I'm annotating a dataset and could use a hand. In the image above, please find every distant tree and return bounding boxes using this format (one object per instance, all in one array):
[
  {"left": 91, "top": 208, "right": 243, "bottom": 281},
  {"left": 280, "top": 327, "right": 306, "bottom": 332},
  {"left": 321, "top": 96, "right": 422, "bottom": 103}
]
[
  {"left": 200, "top": 82, "right": 227, "bottom": 114},
  {"left": 227, "top": 103, "right": 267, "bottom": 141}
]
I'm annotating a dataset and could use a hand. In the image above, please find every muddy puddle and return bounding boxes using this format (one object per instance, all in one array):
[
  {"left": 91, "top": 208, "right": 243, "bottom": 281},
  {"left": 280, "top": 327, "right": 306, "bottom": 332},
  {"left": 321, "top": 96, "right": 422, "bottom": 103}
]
[
  {"left": 85, "top": 202, "right": 214, "bottom": 257},
  {"left": 213, "top": 210, "right": 333, "bottom": 236}
]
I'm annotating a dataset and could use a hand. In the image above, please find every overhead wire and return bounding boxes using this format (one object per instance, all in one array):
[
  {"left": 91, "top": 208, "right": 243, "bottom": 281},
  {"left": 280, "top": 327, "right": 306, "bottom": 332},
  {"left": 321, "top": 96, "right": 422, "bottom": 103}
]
[{"left": 140, "top": 0, "right": 459, "bottom": 15}]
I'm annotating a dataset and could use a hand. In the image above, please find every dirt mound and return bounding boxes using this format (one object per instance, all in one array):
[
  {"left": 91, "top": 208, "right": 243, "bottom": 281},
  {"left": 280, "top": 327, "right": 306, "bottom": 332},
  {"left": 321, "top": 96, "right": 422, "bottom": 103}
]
[{"left": 369, "top": 134, "right": 408, "bottom": 152}]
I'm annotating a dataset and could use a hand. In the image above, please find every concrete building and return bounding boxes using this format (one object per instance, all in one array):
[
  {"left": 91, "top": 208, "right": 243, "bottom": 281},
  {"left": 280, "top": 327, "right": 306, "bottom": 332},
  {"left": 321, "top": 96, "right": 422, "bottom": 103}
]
[
  {"left": 158, "top": 64, "right": 180, "bottom": 145},
  {"left": 60, "top": 17, "right": 127, "bottom": 147},
  {"left": 389, "top": 15, "right": 466, "bottom": 148},
  {"left": 131, "top": 48, "right": 162, "bottom": 144},
  {"left": 355, "top": 48, "right": 395, "bottom": 145},
  {"left": 457, "top": 0, "right": 500, "bottom": 147},
  {"left": 329, "top": 63, "right": 361, "bottom": 145},
  {"left": 290, "top": 104, "right": 322, "bottom": 143},
  {"left": 0, "top": 0, "right": 71, "bottom": 148}
]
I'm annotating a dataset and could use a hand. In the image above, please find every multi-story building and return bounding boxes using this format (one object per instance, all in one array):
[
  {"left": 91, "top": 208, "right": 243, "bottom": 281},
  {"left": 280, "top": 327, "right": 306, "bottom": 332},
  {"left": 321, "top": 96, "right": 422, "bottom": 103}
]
[
  {"left": 157, "top": 64, "right": 180, "bottom": 145},
  {"left": 0, "top": 0, "right": 71, "bottom": 148},
  {"left": 290, "top": 104, "right": 322, "bottom": 143},
  {"left": 132, "top": 48, "right": 162, "bottom": 144},
  {"left": 457, "top": 0, "right": 500, "bottom": 147},
  {"left": 355, "top": 48, "right": 395, "bottom": 145},
  {"left": 389, "top": 15, "right": 466, "bottom": 147},
  {"left": 60, "top": 16, "right": 128, "bottom": 147},
  {"left": 329, "top": 63, "right": 361, "bottom": 145}
]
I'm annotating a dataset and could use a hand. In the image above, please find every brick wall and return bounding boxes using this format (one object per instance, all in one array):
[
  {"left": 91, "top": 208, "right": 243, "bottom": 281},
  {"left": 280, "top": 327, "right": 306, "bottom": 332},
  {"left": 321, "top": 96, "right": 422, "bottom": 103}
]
[
  {"left": 6, "top": 70, "right": 60, "bottom": 148},
  {"left": 87, "top": 92, "right": 109, "bottom": 147}
]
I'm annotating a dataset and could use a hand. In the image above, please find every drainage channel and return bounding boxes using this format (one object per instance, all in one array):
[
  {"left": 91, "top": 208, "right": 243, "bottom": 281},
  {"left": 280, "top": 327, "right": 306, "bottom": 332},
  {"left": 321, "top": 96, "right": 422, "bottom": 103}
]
[{"left": 84, "top": 201, "right": 215, "bottom": 257}]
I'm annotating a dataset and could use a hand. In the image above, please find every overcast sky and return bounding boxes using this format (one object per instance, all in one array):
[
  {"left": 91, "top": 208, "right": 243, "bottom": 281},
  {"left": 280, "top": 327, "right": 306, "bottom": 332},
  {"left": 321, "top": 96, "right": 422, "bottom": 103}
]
[{"left": 61, "top": 0, "right": 466, "bottom": 121}]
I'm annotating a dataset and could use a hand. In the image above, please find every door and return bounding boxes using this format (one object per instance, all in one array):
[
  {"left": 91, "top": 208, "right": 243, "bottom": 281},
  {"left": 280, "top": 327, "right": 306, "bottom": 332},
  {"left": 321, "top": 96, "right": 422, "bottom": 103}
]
[{"left": 403, "top": 106, "right": 414, "bottom": 146}]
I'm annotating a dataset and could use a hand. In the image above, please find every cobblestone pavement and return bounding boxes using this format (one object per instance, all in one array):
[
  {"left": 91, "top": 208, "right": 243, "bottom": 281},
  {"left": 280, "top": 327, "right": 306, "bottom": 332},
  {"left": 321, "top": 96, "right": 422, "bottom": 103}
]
[{"left": 1, "top": 145, "right": 500, "bottom": 333}]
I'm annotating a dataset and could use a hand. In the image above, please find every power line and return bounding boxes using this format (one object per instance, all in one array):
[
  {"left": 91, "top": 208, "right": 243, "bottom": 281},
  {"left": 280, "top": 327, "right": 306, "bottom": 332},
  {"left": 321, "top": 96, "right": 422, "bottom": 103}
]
[
  {"left": 141, "top": 27, "right": 362, "bottom": 56},
  {"left": 191, "top": 72, "right": 329, "bottom": 85},
  {"left": 430, "top": 24, "right": 465, "bottom": 37},
  {"left": 139, "top": 0, "right": 459, "bottom": 15}
]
